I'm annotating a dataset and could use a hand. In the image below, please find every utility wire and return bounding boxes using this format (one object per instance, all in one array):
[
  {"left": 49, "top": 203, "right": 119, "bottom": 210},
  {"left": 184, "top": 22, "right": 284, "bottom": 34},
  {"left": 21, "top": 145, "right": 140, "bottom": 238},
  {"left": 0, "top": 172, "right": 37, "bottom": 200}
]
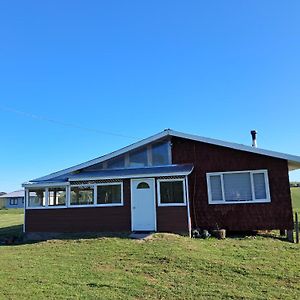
[{"left": 0, "top": 105, "right": 140, "bottom": 140}]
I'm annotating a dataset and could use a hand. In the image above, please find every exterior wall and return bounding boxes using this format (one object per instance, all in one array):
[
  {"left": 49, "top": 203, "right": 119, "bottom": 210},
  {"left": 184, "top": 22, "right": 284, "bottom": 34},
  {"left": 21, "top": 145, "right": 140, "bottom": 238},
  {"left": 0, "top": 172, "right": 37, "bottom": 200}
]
[
  {"left": 6, "top": 197, "right": 24, "bottom": 209},
  {"left": 25, "top": 178, "right": 189, "bottom": 233},
  {"left": 155, "top": 180, "right": 188, "bottom": 233},
  {"left": 171, "top": 137, "right": 294, "bottom": 231},
  {"left": 25, "top": 180, "right": 131, "bottom": 233}
]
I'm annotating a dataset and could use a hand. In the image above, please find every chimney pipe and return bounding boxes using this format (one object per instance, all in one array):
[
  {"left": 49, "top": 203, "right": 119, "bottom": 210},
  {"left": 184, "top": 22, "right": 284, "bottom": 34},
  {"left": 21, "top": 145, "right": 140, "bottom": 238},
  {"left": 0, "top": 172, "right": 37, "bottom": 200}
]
[{"left": 251, "top": 130, "right": 257, "bottom": 148}]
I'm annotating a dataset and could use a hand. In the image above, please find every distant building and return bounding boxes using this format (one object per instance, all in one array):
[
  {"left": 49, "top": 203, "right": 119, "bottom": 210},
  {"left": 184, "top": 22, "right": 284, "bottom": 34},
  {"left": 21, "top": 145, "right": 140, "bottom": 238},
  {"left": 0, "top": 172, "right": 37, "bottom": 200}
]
[{"left": 0, "top": 190, "right": 24, "bottom": 208}]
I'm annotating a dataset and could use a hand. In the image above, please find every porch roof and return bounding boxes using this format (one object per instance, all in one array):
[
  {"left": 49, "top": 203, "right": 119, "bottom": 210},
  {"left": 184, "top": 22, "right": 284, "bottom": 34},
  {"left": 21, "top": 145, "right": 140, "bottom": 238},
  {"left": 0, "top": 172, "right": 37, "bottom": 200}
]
[{"left": 68, "top": 164, "right": 194, "bottom": 181}]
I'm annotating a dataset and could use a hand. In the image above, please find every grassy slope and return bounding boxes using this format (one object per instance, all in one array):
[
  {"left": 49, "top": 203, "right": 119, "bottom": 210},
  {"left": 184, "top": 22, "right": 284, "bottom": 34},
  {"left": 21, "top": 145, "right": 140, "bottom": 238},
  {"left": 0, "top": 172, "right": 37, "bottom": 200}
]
[
  {"left": 291, "top": 187, "right": 300, "bottom": 215},
  {"left": 0, "top": 234, "right": 299, "bottom": 299}
]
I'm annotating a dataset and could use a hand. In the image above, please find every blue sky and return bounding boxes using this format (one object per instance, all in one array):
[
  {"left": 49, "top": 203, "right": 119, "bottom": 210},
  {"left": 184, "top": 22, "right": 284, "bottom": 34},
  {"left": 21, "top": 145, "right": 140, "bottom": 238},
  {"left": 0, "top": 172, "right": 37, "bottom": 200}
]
[{"left": 0, "top": 1, "right": 300, "bottom": 191}]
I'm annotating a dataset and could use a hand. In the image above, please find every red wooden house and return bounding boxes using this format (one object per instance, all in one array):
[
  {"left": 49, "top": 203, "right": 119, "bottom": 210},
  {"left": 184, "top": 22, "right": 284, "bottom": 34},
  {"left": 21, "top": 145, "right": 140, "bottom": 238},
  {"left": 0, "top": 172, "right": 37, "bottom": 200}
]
[{"left": 23, "top": 130, "right": 300, "bottom": 236}]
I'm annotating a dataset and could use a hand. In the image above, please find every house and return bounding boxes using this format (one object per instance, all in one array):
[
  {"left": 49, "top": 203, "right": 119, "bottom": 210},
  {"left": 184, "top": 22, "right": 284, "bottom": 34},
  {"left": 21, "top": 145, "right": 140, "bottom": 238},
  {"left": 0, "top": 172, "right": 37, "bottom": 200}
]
[
  {"left": 0, "top": 192, "right": 6, "bottom": 208},
  {"left": 0, "top": 190, "right": 25, "bottom": 208},
  {"left": 22, "top": 129, "right": 300, "bottom": 236}
]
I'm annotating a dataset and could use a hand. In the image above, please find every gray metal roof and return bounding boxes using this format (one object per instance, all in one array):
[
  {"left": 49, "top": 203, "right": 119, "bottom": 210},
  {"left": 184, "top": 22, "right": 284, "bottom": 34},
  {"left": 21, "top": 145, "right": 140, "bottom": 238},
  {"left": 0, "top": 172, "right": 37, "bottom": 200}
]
[
  {"left": 67, "top": 164, "right": 194, "bottom": 181},
  {"left": 0, "top": 190, "right": 24, "bottom": 198}
]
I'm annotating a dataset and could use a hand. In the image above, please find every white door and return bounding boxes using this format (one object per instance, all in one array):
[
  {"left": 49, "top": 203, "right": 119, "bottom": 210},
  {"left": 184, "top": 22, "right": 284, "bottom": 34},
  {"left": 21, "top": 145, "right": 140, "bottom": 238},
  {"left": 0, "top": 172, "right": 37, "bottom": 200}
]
[{"left": 131, "top": 178, "right": 156, "bottom": 231}]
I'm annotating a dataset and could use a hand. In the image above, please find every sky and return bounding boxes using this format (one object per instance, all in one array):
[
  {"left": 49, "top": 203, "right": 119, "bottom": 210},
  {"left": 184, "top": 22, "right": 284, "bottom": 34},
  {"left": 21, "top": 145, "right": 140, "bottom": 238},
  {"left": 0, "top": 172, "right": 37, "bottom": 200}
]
[{"left": 0, "top": 1, "right": 300, "bottom": 192}]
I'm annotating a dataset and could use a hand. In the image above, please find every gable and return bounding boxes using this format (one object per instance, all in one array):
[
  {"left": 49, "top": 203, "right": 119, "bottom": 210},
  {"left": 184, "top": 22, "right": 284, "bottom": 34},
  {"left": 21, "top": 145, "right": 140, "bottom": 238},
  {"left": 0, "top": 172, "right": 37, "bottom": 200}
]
[{"left": 26, "top": 129, "right": 300, "bottom": 184}]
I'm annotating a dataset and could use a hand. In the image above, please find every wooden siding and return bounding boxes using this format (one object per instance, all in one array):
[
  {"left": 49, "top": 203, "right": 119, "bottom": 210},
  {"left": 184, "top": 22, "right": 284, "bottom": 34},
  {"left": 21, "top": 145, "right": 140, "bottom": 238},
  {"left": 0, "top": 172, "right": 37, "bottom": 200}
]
[
  {"left": 156, "top": 206, "right": 188, "bottom": 233},
  {"left": 171, "top": 137, "right": 294, "bottom": 231},
  {"left": 25, "top": 179, "right": 131, "bottom": 233}
]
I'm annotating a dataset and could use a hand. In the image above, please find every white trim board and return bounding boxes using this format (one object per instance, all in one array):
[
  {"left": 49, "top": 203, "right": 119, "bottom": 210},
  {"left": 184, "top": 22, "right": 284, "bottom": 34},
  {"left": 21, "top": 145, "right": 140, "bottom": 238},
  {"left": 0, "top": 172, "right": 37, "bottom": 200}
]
[{"left": 25, "top": 129, "right": 300, "bottom": 183}]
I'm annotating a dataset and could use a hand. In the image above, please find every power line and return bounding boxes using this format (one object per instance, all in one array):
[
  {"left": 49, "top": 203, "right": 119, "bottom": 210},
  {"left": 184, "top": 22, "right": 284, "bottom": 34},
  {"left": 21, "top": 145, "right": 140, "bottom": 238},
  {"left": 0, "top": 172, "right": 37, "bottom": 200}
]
[{"left": 0, "top": 105, "right": 140, "bottom": 140}]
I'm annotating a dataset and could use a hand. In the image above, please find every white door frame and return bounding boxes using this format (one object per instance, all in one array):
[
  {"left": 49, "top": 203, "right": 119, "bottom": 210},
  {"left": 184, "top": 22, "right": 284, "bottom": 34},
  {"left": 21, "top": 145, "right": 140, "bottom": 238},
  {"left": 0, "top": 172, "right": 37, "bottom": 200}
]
[{"left": 130, "top": 178, "right": 157, "bottom": 231}]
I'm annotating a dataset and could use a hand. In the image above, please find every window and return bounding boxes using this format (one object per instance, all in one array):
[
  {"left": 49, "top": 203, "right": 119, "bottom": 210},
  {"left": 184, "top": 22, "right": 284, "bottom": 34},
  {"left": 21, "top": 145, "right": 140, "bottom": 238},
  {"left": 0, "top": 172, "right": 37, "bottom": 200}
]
[
  {"left": 48, "top": 187, "right": 66, "bottom": 206},
  {"left": 158, "top": 179, "right": 186, "bottom": 206},
  {"left": 137, "top": 182, "right": 150, "bottom": 189},
  {"left": 9, "top": 198, "right": 18, "bottom": 206},
  {"left": 70, "top": 186, "right": 94, "bottom": 206},
  {"left": 28, "top": 189, "right": 46, "bottom": 207},
  {"left": 107, "top": 157, "right": 125, "bottom": 169},
  {"left": 207, "top": 170, "right": 270, "bottom": 204},
  {"left": 97, "top": 183, "right": 122, "bottom": 205},
  {"left": 129, "top": 148, "right": 148, "bottom": 167},
  {"left": 152, "top": 142, "right": 170, "bottom": 166}
]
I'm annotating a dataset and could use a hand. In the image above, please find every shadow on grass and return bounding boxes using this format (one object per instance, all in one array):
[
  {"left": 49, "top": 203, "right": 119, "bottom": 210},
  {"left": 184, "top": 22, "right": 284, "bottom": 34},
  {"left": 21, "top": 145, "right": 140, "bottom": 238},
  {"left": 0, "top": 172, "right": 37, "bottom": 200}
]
[
  {"left": 0, "top": 229, "right": 134, "bottom": 247},
  {"left": 0, "top": 224, "right": 23, "bottom": 238},
  {"left": 226, "top": 231, "right": 289, "bottom": 242}
]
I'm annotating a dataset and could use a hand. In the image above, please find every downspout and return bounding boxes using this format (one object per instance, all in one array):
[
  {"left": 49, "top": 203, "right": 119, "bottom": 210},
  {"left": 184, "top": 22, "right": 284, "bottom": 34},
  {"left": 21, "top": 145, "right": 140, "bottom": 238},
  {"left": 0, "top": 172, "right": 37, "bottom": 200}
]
[
  {"left": 23, "top": 188, "right": 26, "bottom": 234},
  {"left": 185, "top": 175, "right": 192, "bottom": 238}
]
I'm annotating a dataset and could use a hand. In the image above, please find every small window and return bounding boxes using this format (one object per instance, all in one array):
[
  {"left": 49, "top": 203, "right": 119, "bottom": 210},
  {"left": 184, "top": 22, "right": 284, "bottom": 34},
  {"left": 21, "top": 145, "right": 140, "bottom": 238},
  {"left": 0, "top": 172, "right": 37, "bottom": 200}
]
[
  {"left": 9, "top": 198, "right": 18, "bottom": 206},
  {"left": 137, "top": 182, "right": 150, "bottom": 189},
  {"left": 97, "top": 184, "right": 122, "bottom": 205},
  {"left": 28, "top": 189, "right": 46, "bottom": 207},
  {"left": 48, "top": 187, "right": 66, "bottom": 206},
  {"left": 70, "top": 186, "right": 94, "bottom": 206},
  {"left": 158, "top": 179, "right": 186, "bottom": 206},
  {"left": 207, "top": 170, "right": 270, "bottom": 204}
]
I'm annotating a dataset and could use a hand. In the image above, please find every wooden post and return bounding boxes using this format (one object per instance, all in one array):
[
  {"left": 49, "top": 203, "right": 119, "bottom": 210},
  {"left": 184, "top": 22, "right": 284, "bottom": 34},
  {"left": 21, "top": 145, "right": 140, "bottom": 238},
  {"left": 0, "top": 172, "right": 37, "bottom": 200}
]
[
  {"left": 280, "top": 229, "right": 286, "bottom": 236},
  {"left": 295, "top": 212, "right": 299, "bottom": 244},
  {"left": 287, "top": 230, "right": 294, "bottom": 243}
]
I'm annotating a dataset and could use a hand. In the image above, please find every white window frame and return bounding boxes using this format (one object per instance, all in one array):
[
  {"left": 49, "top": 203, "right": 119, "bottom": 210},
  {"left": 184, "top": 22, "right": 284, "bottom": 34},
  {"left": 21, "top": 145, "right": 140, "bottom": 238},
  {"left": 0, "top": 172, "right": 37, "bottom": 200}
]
[
  {"left": 206, "top": 169, "right": 271, "bottom": 205},
  {"left": 157, "top": 178, "right": 187, "bottom": 207},
  {"left": 95, "top": 182, "right": 124, "bottom": 207},
  {"left": 47, "top": 186, "right": 68, "bottom": 209},
  {"left": 69, "top": 184, "right": 96, "bottom": 208},
  {"left": 26, "top": 186, "right": 68, "bottom": 210},
  {"left": 26, "top": 182, "right": 124, "bottom": 209},
  {"left": 26, "top": 188, "right": 47, "bottom": 209}
]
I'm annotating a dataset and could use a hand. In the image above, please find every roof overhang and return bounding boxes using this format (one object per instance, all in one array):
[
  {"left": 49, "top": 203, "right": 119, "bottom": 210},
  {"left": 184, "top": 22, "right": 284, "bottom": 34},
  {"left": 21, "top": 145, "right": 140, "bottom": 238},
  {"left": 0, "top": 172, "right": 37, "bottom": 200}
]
[{"left": 68, "top": 164, "right": 194, "bottom": 182}]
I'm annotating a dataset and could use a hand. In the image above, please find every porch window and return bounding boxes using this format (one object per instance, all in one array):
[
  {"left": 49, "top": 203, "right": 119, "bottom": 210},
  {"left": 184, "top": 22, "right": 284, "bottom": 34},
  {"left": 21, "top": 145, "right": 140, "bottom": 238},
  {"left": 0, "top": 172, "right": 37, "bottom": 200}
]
[
  {"left": 70, "top": 186, "right": 94, "bottom": 206},
  {"left": 97, "top": 183, "right": 122, "bottom": 205},
  {"left": 28, "top": 189, "right": 46, "bottom": 207},
  {"left": 48, "top": 187, "right": 67, "bottom": 206},
  {"left": 157, "top": 179, "right": 186, "bottom": 206},
  {"left": 207, "top": 170, "right": 270, "bottom": 204}
]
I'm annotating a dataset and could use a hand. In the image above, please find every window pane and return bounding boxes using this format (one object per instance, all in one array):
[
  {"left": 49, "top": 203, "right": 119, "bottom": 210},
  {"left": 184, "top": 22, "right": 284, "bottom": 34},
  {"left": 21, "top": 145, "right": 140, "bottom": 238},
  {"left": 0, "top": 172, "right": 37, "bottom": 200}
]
[
  {"left": 107, "top": 156, "right": 125, "bottom": 169},
  {"left": 97, "top": 184, "right": 122, "bottom": 204},
  {"left": 152, "top": 142, "right": 169, "bottom": 166},
  {"left": 253, "top": 173, "right": 267, "bottom": 200},
  {"left": 223, "top": 173, "right": 252, "bottom": 201},
  {"left": 48, "top": 188, "right": 66, "bottom": 206},
  {"left": 210, "top": 175, "right": 223, "bottom": 201},
  {"left": 28, "top": 189, "right": 46, "bottom": 207},
  {"left": 129, "top": 148, "right": 148, "bottom": 167},
  {"left": 137, "top": 182, "right": 150, "bottom": 189},
  {"left": 160, "top": 181, "right": 185, "bottom": 204},
  {"left": 70, "top": 186, "right": 94, "bottom": 205}
]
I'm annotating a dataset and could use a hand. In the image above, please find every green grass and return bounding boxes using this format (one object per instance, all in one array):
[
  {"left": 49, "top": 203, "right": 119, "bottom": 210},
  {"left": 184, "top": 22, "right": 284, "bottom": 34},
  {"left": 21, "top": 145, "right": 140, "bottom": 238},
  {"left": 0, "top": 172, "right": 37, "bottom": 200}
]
[
  {"left": 0, "top": 209, "right": 23, "bottom": 238},
  {"left": 0, "top": 234, "right": 299, "bottom": 299},
  {"left": 291, "top": 187, "right": 300, "bottom": 215},
  {"left": 0, "top": 203, "right": 299, "bottom": 299}
]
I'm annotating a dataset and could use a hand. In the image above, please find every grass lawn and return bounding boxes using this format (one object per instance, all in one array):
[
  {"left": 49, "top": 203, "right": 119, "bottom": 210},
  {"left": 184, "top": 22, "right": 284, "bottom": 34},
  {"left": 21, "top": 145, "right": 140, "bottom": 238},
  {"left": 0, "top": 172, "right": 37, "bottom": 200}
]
[
  {"left": 0, "top": 209, "right": 23, "bottom": 238},
  {"left": 291, "top": 187, "right": 300, "bottom": 215},
  {"left": 0, "top": 200, "right": 299, "bottom": 299},
  {"left": 0, "top": 234, "right": 299, "bottom": 299}
]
